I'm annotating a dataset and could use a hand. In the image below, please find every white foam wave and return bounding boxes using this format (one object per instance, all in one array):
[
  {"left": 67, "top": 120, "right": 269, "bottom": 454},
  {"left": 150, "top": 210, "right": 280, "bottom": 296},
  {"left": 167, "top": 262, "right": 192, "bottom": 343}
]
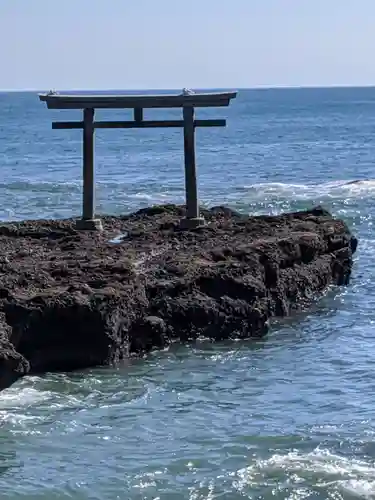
[
  {"left": 241, "top": 179, "right": 375, "bottom": 201},
  {"left": 0, "top": 380, "right": 87, "bottom": 433},
  {"left": 0, "top": 386, "right": 50, "bottom": 409},
  {"left": 233, "top": 448, "right": 375, "bottom": 499},
  {"left": 0, "top": 386, "right": 51, "bottom": 429}
]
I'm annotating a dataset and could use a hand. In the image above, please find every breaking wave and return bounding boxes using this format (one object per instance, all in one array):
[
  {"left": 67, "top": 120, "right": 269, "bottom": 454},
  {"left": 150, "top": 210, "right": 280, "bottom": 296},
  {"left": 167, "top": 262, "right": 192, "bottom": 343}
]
[{"left": 233, "top": 448, "right": 375, "bottom": 499}]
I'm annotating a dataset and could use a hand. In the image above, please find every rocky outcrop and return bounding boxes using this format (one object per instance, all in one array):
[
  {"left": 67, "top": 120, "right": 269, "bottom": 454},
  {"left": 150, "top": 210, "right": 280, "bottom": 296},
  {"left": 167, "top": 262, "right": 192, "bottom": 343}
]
[{"left": 0, "top": 205, "right": 357, "bottom": 389}]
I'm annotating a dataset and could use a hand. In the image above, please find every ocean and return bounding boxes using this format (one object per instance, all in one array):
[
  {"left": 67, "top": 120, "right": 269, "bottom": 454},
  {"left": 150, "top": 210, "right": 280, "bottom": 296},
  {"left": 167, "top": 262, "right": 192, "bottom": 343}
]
[{"left": 0, "top": 87, "right": 374, "bottom": 499}]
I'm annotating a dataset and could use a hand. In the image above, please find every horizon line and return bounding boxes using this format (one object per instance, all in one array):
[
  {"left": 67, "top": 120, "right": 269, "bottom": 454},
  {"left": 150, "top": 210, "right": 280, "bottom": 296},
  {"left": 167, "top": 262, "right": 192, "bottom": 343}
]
[{"left": 1, "top": 84, "right": 375, "bottom": 93}]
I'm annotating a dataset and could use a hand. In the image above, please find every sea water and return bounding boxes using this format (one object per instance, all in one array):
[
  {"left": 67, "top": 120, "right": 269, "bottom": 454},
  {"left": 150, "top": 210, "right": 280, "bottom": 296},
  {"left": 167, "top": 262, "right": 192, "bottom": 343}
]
[{"left": 0, "top": 87, "right": 374, "bottom": 499}]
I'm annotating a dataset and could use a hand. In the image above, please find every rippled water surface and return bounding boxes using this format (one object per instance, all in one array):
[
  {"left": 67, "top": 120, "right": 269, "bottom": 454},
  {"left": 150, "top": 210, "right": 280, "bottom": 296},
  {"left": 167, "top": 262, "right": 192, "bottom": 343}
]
[{"left": 0, "top": 87, "right": 375, "bottom": 499}]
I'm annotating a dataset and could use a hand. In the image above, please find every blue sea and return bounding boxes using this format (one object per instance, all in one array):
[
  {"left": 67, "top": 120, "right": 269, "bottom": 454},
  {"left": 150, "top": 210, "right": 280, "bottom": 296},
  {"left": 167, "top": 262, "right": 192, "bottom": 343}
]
[{"left": 0, "top": 87, "right": 374, "bottom": 499}]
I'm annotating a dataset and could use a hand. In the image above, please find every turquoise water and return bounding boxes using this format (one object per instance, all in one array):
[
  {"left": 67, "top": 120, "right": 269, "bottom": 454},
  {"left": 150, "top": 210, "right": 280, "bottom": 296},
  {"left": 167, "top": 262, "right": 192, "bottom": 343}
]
[{"left": 0, "top": 87, "right": 374, "bottom": 499}]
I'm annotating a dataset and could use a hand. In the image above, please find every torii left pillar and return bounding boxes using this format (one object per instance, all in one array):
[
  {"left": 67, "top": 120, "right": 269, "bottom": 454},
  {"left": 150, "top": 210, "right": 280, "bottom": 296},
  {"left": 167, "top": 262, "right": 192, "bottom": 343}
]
[{"left": 75, "top": 108, "right": 103, "bottom": 231}]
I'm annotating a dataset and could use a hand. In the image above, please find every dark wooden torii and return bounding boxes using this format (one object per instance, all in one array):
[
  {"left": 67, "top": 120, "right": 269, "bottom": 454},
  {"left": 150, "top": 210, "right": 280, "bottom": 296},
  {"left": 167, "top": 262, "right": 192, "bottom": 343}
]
[{"left": 39, "top": 91, "right": 237, "bottom": 230}]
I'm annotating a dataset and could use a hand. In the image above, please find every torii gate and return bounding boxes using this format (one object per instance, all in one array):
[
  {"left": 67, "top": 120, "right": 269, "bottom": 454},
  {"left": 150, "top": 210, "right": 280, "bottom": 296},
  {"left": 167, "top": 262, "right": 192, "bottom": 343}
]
[{"left": 39, "top": 90, "right": 237, "bottom": 230}]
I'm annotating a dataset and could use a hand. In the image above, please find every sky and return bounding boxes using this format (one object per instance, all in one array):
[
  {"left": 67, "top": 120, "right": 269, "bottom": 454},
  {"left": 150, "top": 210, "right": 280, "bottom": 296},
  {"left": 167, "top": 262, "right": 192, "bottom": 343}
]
[{"left": 1, "top": 0, "right": 375, "bottom": 90}]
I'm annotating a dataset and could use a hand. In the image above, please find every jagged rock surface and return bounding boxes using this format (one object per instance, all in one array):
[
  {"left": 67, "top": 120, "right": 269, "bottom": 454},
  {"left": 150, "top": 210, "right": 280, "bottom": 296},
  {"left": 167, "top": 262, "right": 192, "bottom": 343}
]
[{"left": 0, "top": 205, "right": 357, "bottom": 390}]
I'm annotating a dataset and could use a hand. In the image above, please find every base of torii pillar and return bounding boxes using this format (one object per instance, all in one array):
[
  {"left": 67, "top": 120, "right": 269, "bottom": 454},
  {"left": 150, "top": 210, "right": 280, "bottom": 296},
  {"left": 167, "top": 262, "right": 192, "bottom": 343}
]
[
  {"left": 178, "top": 216, "right": 206, "bottom": 230},
  {"left": 75, "top": 218, "right": 103, "bottom": 231}
]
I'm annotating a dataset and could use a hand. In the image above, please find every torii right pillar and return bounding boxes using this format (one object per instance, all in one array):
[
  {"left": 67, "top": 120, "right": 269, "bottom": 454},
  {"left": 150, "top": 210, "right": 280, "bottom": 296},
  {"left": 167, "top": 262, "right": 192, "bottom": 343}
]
[{"left": 179, "top": 105, "right": 206, "bottom": 229}]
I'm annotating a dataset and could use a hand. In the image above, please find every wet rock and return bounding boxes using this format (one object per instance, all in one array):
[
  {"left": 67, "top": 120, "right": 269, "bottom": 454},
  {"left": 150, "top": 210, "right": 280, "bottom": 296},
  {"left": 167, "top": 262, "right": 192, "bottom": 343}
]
[
  {"left": 129, "top": 316, "right": 169, "bottom": 353},
  {"left": 0, "top": 205, "right": 358, "bottom": 390},
  {"left": 0, "top": 315, "right": 29, "bottom": 390}
]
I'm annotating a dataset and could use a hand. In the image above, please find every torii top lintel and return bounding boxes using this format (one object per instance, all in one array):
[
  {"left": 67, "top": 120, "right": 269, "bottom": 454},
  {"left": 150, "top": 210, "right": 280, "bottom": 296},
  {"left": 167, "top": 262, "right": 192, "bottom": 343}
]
[{"left": 38, "top": 91, "right": 237, "bottom": 110}]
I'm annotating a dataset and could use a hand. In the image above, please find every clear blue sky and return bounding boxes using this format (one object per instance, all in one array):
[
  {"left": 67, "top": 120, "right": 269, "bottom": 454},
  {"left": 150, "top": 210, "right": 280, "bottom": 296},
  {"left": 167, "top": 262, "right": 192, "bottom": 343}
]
[{"left": 1, "top": 0, "right": 374, "bottom": 90}]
